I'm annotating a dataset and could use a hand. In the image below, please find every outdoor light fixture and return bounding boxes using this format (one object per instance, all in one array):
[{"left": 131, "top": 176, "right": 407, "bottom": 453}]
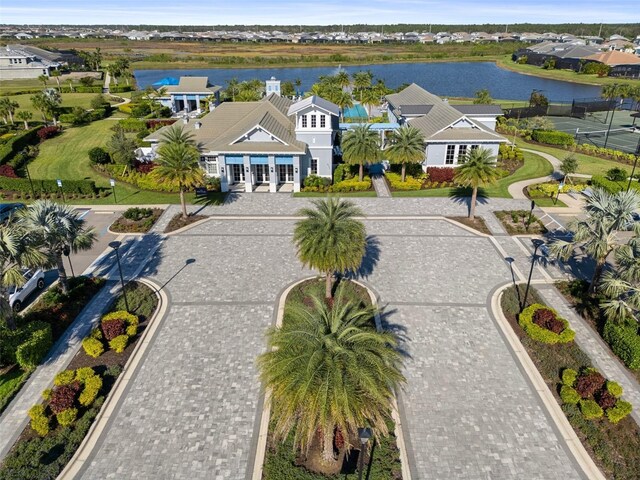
[
  {"left": 270, "top": 166, "right": 274, "bottom": 173},
  {"left": 294, "top": 167, "right": 298, "bottom": 174},
  {"left": 245, "top": 166, "right": 249, "bottom": 173},
  {"left": 357, "top": 428, "right": 372, "bottom": 480},
  {"left": 109, "top": 241, "right": 130, "bottom": 312},
  {"left": 521, "top": 239, "right": 545, "bottom": 312},
  {"left": 221, "top": 166, "right": 225, "bottom": 174}
]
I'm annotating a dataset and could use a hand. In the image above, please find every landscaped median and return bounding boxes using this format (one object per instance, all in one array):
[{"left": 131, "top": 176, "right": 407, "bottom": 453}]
[
  {"left": 0, "top": 281, "right": 159, "bottom": 480},
  {"left": 498, "top": 284, "right": 639, "bottom": 479}
]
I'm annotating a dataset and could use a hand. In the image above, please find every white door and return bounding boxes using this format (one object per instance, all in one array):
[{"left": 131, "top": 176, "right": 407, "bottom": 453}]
[
  {"left": 278, "top": 165, "right": 293, "bottom": 183},
  {"left": 231, "top": 164, "right": 244, "bottom": 183}
]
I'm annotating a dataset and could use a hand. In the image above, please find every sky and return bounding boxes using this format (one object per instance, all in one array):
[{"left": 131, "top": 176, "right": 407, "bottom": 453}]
[{"left": 1, "top": 0, "right": 638, "bottom": 26}]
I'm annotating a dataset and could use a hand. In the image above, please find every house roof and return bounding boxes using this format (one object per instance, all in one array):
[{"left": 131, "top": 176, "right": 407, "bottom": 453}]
[
  {"left": 164, "top": 76, "right": 222, "bottom": 94},
  {"left": 287, "top": 95, "right": 340, "bottom": 116},
  {"left": 397, "top": 104, "right": 433, "bottom": 116},
  {"left": 584, "top": 50, "right": 640, "bottom": 66},
  {"left": 453, "top": 105, "right": 503, "bottom": 115}
]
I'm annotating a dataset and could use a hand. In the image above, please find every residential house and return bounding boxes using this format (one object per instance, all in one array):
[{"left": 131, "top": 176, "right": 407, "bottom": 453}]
[
  {"left": 156, "top": 76, "right": 223, "bottom": 115},
  {"left": 584, "top": 50, "right": 640, "bottom": 78},
  {"left": 0, "top": 45, "right": 62, "bottom": 79},
  {"left": 385, "top": 84, "right": 506, "bottom": 168},
  {"left": 146, "top": 94, "right": 340, "bottom": 193}
]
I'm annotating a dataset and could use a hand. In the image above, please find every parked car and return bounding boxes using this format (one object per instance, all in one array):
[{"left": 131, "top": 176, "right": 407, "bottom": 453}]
[
  {"left": 0, "top": 203, "right": 25, "bottom": 223},
  {"left": 9, "top": 269, "right": 45, "bottom": 312}
]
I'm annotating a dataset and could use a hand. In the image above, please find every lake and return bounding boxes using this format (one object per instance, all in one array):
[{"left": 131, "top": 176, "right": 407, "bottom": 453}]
[{"left": 134, "top": 62, "right": 602, "bottom": 102}]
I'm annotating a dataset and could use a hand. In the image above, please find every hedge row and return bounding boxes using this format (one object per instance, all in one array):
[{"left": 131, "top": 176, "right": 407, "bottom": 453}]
[
  {"left": 0, "top": 128, "right": 40, "bottom": 165},
  {"left": 0, "top": 321, "right": 52, "bottom": 371},
  {"left": 386, "top": 172, "right": 422, "bottom": 190},
  {"left": 591, "top": 175, "right": 640, "bottom": 194},
  {"left": 531, "top": 130, "right": 575, "bottom": 147},
  {"left": 603, "top": 321, "right": 640, "bottom": 370},
  {"left": 0, "top": 177, "right": 97, "bottom": 195}
]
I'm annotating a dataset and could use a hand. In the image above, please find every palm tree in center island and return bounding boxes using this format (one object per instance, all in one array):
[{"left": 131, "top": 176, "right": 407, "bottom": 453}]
[
  {"left": 454, "top": 147, "right": 501, "bottom": 219},
  {"left": 341, "top": 124, "right": 380, "bottom": 182},
  {"left": 258, "top": 286, "right": 405, "bottom": 472},
  {"left": 293, "top": 198, "right": 366, "bottom": 299},
  {"left": 386, "top": 125, "right": 425, "bottom": 181},
  {"left": 17, "top": 200, "right": 96, "bottom": 295}
]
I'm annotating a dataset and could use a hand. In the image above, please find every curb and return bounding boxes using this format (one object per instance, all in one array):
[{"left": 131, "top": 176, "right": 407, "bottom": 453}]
[
  {"left": 489, "top": 283, "right": 605, "bottom": 480},
  {"left": 58, "top": 278, "right": 168, "bottom": 479}
]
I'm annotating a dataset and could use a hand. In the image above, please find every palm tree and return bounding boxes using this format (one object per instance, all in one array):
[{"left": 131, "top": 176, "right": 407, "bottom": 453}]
[
  {"left": 106, "top": 126, "right": 137, "bottom": 166},
  {"left": 258, "top": 286, "right": 405, "bottom": 471},
  {"left": 152, "top": 142, "right": 203, "bottom": 219},
  {"left": 352, "top": 71, "right": 373, "bottom": 101},
  {"left": 37, "top": 75, "right": 48, "bottom": 88},
  {"left": 294, "top": 78, "right": 302, "bottom": 96},
  {"left": 386, "top": 125, "right": 425, "bottom": 181},
  {"left": 0, "top": 222, "right": 47, "bottom": 330},
  {"left": 106, "top": 63, "right": 120, "bottom": 85},
  {"left": 159, "top": 124, "right": 196, "bottom": 147},
  {"left": 342, "top": 124, "right": 380, "bottom": 182},
  {"left": 30, "top": 92, "right": 48, "bottom": 122},
  {"left": 0, "top": 98, "right": 19, "bottom": 125},
  {"left": 454, "top": 147, "right": 501, "bottom": 219},
  {"left": 225, "top": 77, "right": 240, "bottom": 102},
  {"left": 17, "top": 201, "right": 96, "bottom": 295},
  {"left": 16, "top": 110, "right": 32, "bottom": 129},
  {"left": 335, "top": 70, "right": 350, "bottom": 89},
  {"left": 50, "top": 70, "right": 62, "bottom": 91},
  {"left": 360, "top": 87, "right": 379, "bottom": 119},
  {"left": 551, "top": 188, "right": 640, "bottom": 294},
  {"left": 293, "top": 198, "right": 366, "bottom": 299}
]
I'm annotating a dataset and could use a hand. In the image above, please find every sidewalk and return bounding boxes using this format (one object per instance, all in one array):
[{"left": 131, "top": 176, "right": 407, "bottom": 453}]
[
  {"left": 0, "top": 234, "right": 163, "bottom": 460},
  {"left": 372, "top": 174, "right": 391, "bottom": 198}
]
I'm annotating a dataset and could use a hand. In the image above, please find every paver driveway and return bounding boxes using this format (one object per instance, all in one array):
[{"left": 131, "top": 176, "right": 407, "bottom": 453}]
[{"left": 77, "top": 214, "right": 583, "bottom": 479}]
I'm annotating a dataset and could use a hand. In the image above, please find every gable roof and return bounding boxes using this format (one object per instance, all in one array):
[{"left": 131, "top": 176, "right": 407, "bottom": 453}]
[
  {"left": 287, "top": 95, "right": 340, "bottom": 116},
  {"left": 453, "top": 105, "right": 503, "bottom": 115},
  {"left": 398, "top": 104, "right": 433, "bottom": 116},
  {"left": 164, "top": 76, "right": 221, "bottom": 94},
  {"left": 584, "top": 50, "right": 640, "bottom": 66}
]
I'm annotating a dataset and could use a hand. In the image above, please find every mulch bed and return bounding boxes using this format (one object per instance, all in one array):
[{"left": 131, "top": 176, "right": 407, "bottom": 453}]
[
  {"left": 110, "top": 208, "right": 163, "bottom": 233},
  {"left": 164, "top": 213, "right": 208, "bottom": 233},
  {"left": 448, "top": 216, "right": 492, "bottom": 235},
  {"left": 494, "top": 210, "right": 547, "bottom": 235}
]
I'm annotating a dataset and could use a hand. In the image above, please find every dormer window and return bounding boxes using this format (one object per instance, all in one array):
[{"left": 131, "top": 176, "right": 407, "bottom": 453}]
[
  {"left": 311, "top": 115, "right": 317, "bottom": 128},
  {"left": 320, "top": 115, "right": 326, "bottom": 128},
  {"left": 301, "top": 115, "right": 307, "bottom": 128}
]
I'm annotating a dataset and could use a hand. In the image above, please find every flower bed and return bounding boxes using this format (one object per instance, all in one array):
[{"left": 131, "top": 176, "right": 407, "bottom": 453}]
[
  {"left": 0, "top": 281, "right": 159, "bottom": 479},
  {"left": 164, "top": 213, "right": 207, "bottom": 233},
  {"left": 501, "top": 285, "right": 640, "bottom": 479},
  {"left": 519, "top": 303, "right": 575, "bottom": 344},
  {"left": 110, "top": 207, "right": 163, "bottom": 233},
  {"left": 495, "top": 210, "right": 547, "bottom": 235}
]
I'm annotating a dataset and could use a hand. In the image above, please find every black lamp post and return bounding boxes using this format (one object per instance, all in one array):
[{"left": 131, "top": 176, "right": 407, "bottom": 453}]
[
  {"left": 110, "top": 178, "right": 117, "bottom": 204},
  {"left": 627, "top": 139, "right": 640, "bottom": 193},
  {"left": 521, "top": 239, "right": 545, "bottom": 312},
  {"left": 24, "top": 162, "right": 36, "bottom": 198},
  {"left": 357, "top": 427, "right": 372, "bottom": 480},
  {"left": 526, "top": 200, "right": 535, "bottom": 229},
  {"left": 108, "top": 241, "right": 129, "bottom": 312}
]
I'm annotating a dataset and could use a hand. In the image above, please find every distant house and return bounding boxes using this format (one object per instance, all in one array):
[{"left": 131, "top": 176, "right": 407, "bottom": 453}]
[
  {"left": 145, "top": 94, "right": 340, "bottom": 193},
  {"left": 155, "top": 77, "right": 222, "bottom": 114},
  {"left": 385, "top": 84, "right": 506, "bottom": 168},
  {"left": 0, "top": 45, "right": 63, "bottom": 79},
  {"left": 584, "top": 50, "right": 640, "bottom": 78},
  {"left": 513, "top": 42, "right": 601, "bottom": 71}
]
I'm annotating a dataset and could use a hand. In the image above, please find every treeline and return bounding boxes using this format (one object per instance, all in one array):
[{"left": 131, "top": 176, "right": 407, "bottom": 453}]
[{"left": 11, "top": 23, "right": 640, "bottom": 37}]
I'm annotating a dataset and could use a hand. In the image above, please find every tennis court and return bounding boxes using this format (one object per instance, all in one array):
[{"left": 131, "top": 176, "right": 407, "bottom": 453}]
[{"left": 548, "top": 110, "right": 640, "bottom": 153}]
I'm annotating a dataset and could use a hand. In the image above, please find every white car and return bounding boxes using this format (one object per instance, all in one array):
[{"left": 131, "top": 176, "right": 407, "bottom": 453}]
[{"left": 9, "top": 269, "right": 45, "bottom": 312}]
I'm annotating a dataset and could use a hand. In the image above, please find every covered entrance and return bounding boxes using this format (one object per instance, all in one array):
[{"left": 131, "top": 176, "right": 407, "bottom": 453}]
[
  {"left": 226, "top": 156, "right": 245, "bottom": 184},
  {"left": 275, "top": 156, "right": 294, "bottom": 184},
  {"left": 250, "top": 155, "right": 269, "bottom": 184}
]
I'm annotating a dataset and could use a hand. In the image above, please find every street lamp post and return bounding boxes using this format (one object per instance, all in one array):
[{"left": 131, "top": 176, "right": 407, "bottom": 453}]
[
  {"left": 521, "top": 239, "right": 545, "bottom": 312},
  {"left": 24, "top": 162, "right": 36, "bottom": 198},
  {"left": 627, "top": 139, "right": 640, "bottom": 192},
  {"left": 108, "top": 241, "right": 130, "bottom": 312},
  {"left": 526, "top": 200, "right": 535, "bottom": 229},
  {"left": 110, "top": 178, "right": 117, "bottom": 204},
  {"left": 357, "top": 427, "right": 372, "bottom": 480},
  {"left": 56, "top": 179, "right": 65, "bottom": 204}
]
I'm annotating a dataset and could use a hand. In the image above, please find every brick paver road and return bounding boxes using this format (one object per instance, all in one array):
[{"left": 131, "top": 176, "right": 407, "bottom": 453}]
[{"left": 78, "top": 210, "right": 583, "bottom": 479}]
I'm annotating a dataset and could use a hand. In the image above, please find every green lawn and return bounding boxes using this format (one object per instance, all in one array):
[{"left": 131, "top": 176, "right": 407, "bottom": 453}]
[
  {"left": 6, "top": 92, "right": 121, "bottom": 119},
  {"left": 393, "top": 151, "right": 553, "bottom": 198},
  {"left": 25, "top": 119, "right": 226, "bottom": 205}
]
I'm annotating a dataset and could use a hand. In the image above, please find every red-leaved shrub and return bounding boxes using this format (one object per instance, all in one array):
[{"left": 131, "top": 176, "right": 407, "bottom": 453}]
[
  {"left": 575, "top": 371, "right": 606, "bottom": 398},
  {"left": 146, "top": 119, "right": 176, "bottom": 131},
  {"left": 101, "top": 319, "right": 125, "bottom": 341},
  {"left": 49, "top": 383, "right": 80, "bottom": 414},
  {"left": 134, "top": 160, "right": 156, "bottom": 174},
  {"left": 532, "top": 308, "right": 564, "bottom": 334},
  {"left": 596, "top": 389, "right": 617, "bottom": 410},
  {"left": 37, "top": 126, "right": 61, "bottom": 141},
  {"left": 426, "top": 167, "right": 456, "bottom": 183},
  {"left": 0, "top": 164, "right": 18, "bottom": 178}
]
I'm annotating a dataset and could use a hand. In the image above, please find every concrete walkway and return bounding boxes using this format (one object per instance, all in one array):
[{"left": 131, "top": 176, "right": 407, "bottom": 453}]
[
  {"left": 372, "top": 174, "right": 391, "bottom": 197},
  {"left": 0, "top": 235, "right": 163, "bottom": 460}
]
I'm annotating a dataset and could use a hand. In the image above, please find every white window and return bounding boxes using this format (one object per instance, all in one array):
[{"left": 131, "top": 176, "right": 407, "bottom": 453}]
[
  {"left": 445, "top": 145, "right": 456, "bottom": 165},
  {"left": 457, "top": 145, "right": 468, "bottom": 162},
  {"left": 471, "top": 144, "right": 479, "bottom": 151},
  {"left": 301, "top": 115, "right": 307, "bottom": 128},
  {"left": 311, "top": 115, "right": 317, "bottom": 128},
  {"left": 311, "top": 158, "right": 318, "bottom": 174},
  {"left": 202, "top": 156, "right": 218, "bottom": 175},
  {"left": 320, "top": 115, "right": 326, "bottom": 128}
]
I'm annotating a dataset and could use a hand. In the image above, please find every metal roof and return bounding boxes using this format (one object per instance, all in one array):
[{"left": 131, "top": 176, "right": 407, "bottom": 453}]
[{"left": 453, "top": 105, "right": 503, "bottom": 115}]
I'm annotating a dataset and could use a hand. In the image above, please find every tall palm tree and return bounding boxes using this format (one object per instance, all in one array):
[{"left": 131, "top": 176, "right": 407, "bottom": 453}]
[
  {"left": 37, "top": 75, "right": 48, "bottom": 88},
  {"left": 16, "top": 110, "right": 32, "bottom": 129},
  {"left": 335, "top": 70, "right": 350, "bottom": 89},
  {"left": 225, "top": 77, "right": 240, "bottom": 101},
  {"left": 258, "top": 286, "right": 405, "bottom": 471},
  {"left": 293, "top": 198, "right": 366, "bottom": 299},
  {"left": 152, "top": 142, "right": 203, "bottom": 219},
  {"left": 551, "top": 188, "right": 640, "bottom": 294},
  {"left": 50, "top": 70, "right": 62, "bottom": 91},
  {"left": 0, "top": 98, "right": 19, "bottom": 125},
  {"left": 454, "top": 147, "right": 501, "bottom": 219},
  {"left": 386, "top": 125, "right": 425, "bottom": 181},
  {"left": 0, "top": 222, "right": 47, "bottom": 330},
  {"left": 30, "top": 92, "right": 48, "bottom": 122},
  {"left": 17, "top": 201, "right": 96, "bottom": 295},
  {"left": 360, "top": 87, "right": 379, "bottom": 119},
  {"left": 352, "top": 71, "right": 373, "bottom": 102},
  {"left": 341, "top": 124, "right": 380, "bottom": 182},
  {"left": 159, "top": 124, "right": 196, "bottom": 147}
]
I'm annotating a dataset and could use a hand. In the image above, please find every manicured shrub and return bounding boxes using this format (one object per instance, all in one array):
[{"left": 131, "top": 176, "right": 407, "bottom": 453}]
[
  {"left": 54, "top": 370, "right": 76, "bottom": 386},
  {"left": 532, "top": 307, "right": 564, "bottom": 334},
  {"left": 562, "top": 368, "right": 578, "bottom": 387},
  {"left": 36, "top": 126, "right": 61, "bottom": 141},
  {"left": 122, "top": 207, "right": 153, "bottom": 221},
  {"left": 0, "top": 320, "right": 50, "bottom": 366},
  {"left": 426, "top": 167, "right": 455, "bottom": 183},
  {"left": 329, "top": 176, "right": 372, "bottom": 192},
  {"left": 109, "top": 334, "right": 129, "bottom": 353},
  {"left": 518, "top": 304, "right": 575, "bottom": 344},
  {"left": 117, "top": 118, "right": 147, "bottom": 133},
  {"left": 28, "top": 404, "right": 45, "bottom": 420},
  {"left": 575, "top": 370, "right": 606, "bottom": 398},
  {"left": 386, "top": 172, "right": 422, "bottom": 191},
  {"left": 596, "top": 389, "right": 617, "bottom": 410},
  {"left": 41, "top": 389, "right": 52, "bottom": 401},
  {"left": 82, "top": 337, "right": 104, "bottom": 358},
  {"left": 606, "top": 167, "right": 627, "bottom": 182},
  {"left": 606, "top": 380, "right": 623, "bottom": 398},
  {"left": 0, "top": 177, "right": 98, "bottom": 195},
  {"left": 126, "top": 324, "right": 138, "bottom": 337},
  {"left": 90, "top": 327, "right": 102, "bottom": 340},
  {"left": 74, "top": 367, "right": 95, "bottom": 383},
  {"left": 0, "top": 127, "right": 39, "bottom": 165},
  {"left": 579, "top": 399, "right": 604, "bottom": 420},
  {"left": 0, "top": 164, "right": 18, "bottom": 178},
  {"left": 88, "top": 146, "right": 110, "bottom": 164},
  {"left": 78, "top": 375, "right": 102, "bottom": 407},
  {"left": 28, "top": 406, "right": 50, "bottom": 437},
  {"left": 606, "top": 400, "right": 633, "bottom": 424},
  {"left": 146, "top": 119, "right": 176, "bottom": 130},
  {"left": 560, "top": 385, "right": 581, "bottom": 405},
  {"left": 49, "top": 384, "right": 79, "bottom": 414},
  {"left": 56, "top": 407, "right": 78, "bottom": 426},
  {"left": 603, "top": 321, "right": 640, "bottom": 370},
  {"left": 15, "top": 325, "right": 52, "bottom": 371},
  {"left": 101, "top": 319, "right": 125, "bottom": 341},
  {"left": 333, "top": 163, "right": 357, "bottom": 182},
  {"left": 531, "top": 130, "right": 575, "bottom": 147},
  {"left": 303, "top": 174, "right": 331, "bottom": 190}
]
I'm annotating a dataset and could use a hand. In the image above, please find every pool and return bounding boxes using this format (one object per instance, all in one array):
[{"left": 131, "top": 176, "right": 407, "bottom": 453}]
[{"left": 343, "top": 104, "right": 368, "bottom": 118}]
